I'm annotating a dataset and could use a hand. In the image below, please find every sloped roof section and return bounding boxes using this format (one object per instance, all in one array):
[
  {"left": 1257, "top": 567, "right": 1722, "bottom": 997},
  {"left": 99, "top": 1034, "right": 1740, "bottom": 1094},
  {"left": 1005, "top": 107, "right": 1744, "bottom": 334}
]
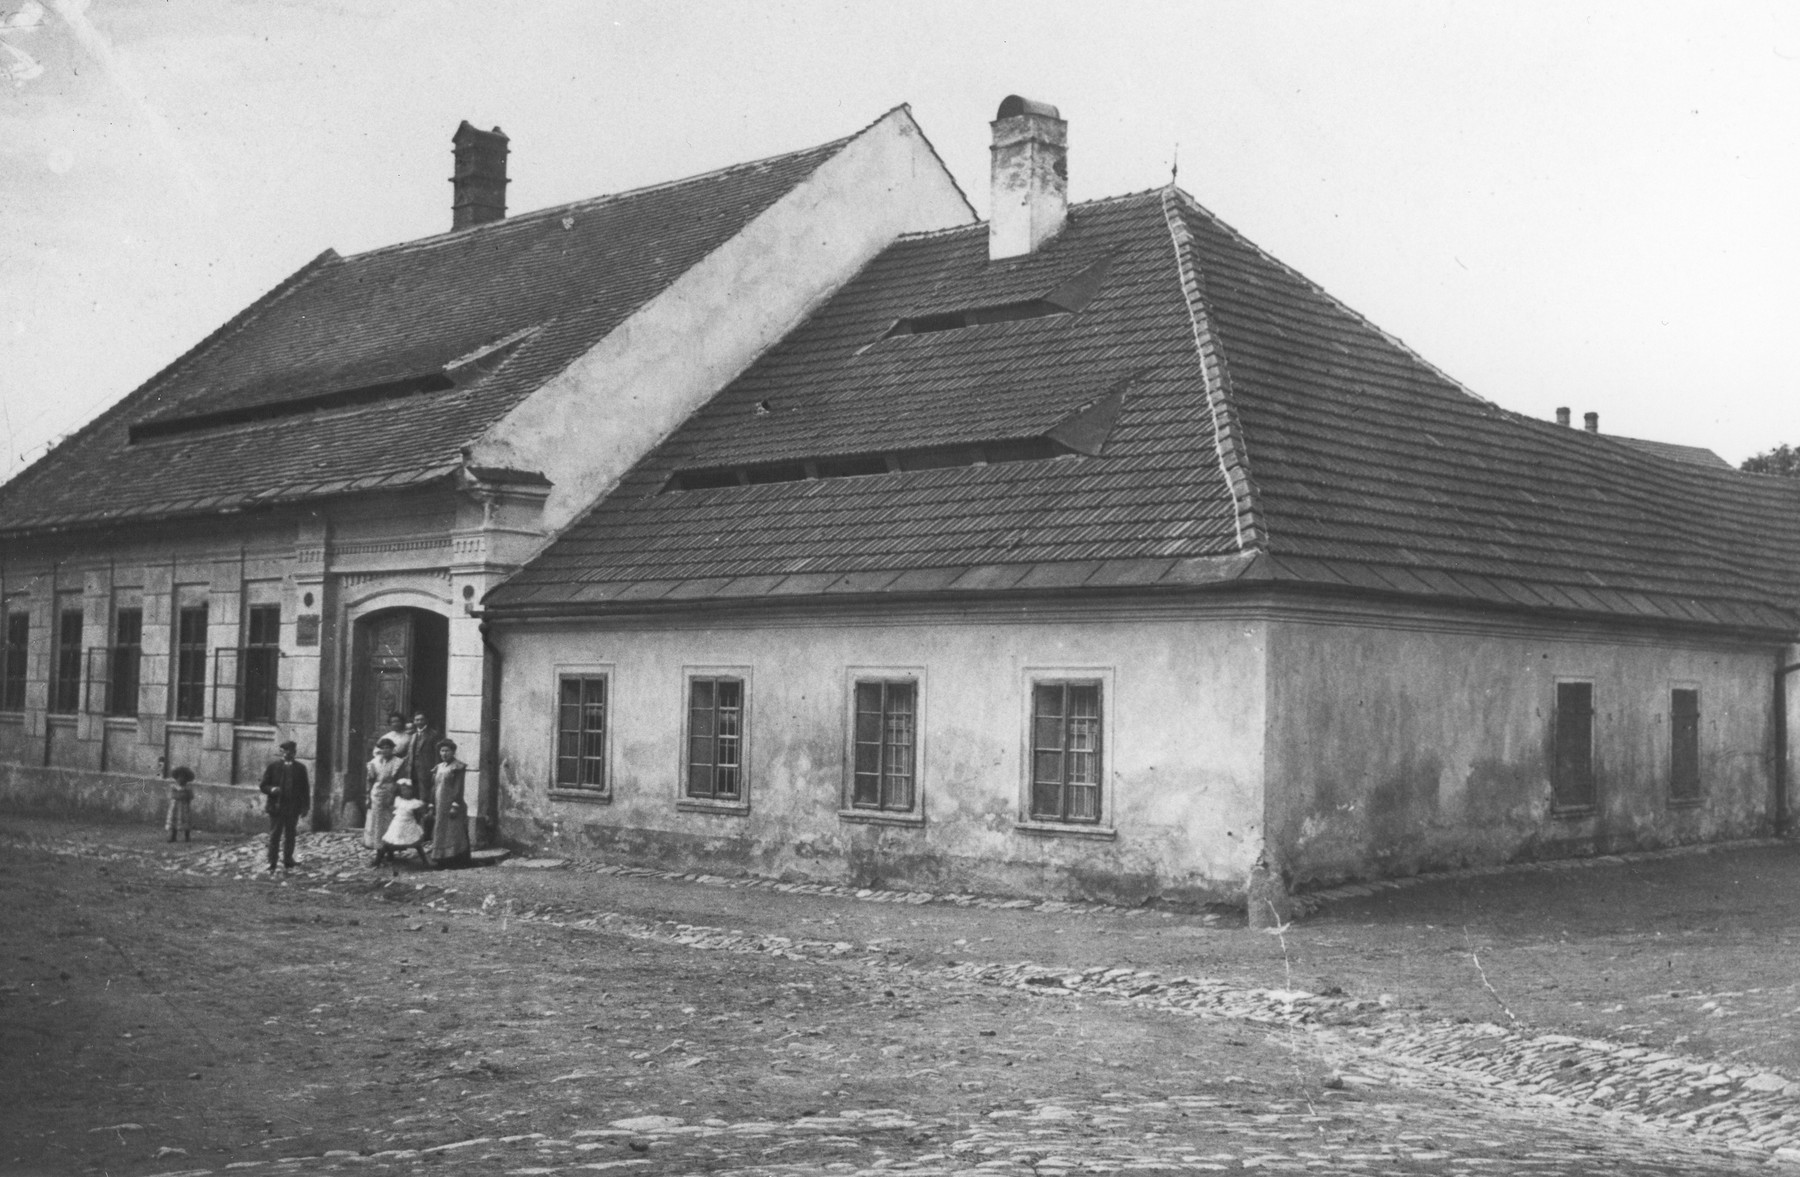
[
  {"left": 489, "top": 193, "right": 1245, "bottom": 606},
  {"left": 1611, "top": 436, "right": 1734, "bottom": 470},
  {"left": 0, "top": 130, "right": 873, "bottom": 533},
  {"left": 1163, "top": 189, "right": 1800, "bottom": 632},
  {"left": 491, "top": 184, "right": 1800, "bottom": 634}
]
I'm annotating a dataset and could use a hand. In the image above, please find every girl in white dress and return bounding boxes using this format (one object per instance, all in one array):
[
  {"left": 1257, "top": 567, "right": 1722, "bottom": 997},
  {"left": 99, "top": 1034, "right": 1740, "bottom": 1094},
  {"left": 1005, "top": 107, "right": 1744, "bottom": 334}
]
[{"left": 377, "top": 781, "right": 430, "bottom": 868}]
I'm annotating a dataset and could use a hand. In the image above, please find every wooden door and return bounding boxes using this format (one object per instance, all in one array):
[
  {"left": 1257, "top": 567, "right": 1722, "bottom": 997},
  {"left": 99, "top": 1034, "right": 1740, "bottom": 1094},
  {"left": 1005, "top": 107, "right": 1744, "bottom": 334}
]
[{"left": 349, "top": 612, "right": 414, "bottom": 794}]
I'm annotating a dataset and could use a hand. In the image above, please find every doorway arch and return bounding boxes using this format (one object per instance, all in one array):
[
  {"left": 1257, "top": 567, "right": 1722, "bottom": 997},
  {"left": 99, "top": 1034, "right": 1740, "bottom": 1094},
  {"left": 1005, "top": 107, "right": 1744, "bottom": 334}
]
[{"left": 346, "top": 606, "right": 449, "bottom": 780}]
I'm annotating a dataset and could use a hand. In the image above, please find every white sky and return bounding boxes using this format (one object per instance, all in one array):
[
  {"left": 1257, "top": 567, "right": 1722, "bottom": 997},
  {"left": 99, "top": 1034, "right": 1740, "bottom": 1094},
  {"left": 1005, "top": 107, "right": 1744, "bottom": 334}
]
[{"left": 1, "top": 1, "right": 1795, "bottom": 480}]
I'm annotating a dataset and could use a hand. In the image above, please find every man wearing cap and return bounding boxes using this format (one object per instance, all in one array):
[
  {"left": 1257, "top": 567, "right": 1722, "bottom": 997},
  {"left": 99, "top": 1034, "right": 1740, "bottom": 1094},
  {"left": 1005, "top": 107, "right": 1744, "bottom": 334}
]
[{"left": 259, "top": 740, "right": 311, "bottom": 873}]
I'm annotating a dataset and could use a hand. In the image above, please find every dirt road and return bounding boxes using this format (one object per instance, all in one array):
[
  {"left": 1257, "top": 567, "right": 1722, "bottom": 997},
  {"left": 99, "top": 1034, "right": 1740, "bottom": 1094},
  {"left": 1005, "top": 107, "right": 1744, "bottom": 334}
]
[{"left": 1, "top": 814, "right": 1794, "bottom": 1175}]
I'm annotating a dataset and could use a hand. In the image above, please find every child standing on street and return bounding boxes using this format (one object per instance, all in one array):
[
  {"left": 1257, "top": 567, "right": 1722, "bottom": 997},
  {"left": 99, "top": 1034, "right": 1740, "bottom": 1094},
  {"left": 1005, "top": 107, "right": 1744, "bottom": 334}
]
[
  {"left": 165, "top": 766, "right": 195, "bottom": 842},
  {"left": 377, "top": 780, "right": 431, "bottom": 869}
]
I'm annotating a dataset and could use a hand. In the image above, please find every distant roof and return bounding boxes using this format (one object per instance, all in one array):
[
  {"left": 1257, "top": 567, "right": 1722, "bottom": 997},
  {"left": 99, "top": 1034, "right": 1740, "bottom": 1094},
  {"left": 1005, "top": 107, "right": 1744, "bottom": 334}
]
[
  {"left": 1611, "top": 436, "right": 1734, "bottom": 470},
  {"left": 490, "top": 186, "right": 1800, "bottom": 634},
  {"left": 0, "top": 125, "right": 884, "bottom": 534}
]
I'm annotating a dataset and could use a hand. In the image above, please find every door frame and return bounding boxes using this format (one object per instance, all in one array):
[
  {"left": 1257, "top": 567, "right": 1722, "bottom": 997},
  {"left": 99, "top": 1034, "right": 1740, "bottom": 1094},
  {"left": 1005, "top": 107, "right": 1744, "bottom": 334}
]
[{"left": 340, "top": 588, "right": 452, "bottom": 814}]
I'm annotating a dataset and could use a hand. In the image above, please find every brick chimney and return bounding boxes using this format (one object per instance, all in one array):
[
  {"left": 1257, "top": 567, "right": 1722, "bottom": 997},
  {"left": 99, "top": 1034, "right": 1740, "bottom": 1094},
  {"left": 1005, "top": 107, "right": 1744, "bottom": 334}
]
[
  {"left": 451, "top": 122, "right": 509, "bottom": 230},
  {"left": 1555, "top": 407, "right": 1571, "bottom": 427},
  {"left": 989, "top": 96, "right": 1066, "bottom": 260},
  {"left": 1584, "top": 412, "right": 1599, "bottom": 434}
]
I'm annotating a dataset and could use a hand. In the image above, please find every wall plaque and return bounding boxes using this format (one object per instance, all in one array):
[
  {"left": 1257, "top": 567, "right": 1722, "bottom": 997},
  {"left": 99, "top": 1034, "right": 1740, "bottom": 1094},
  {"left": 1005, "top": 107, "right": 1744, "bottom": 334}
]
[{"left": 296, "top": 614, "right": 321, "bottom": 646}]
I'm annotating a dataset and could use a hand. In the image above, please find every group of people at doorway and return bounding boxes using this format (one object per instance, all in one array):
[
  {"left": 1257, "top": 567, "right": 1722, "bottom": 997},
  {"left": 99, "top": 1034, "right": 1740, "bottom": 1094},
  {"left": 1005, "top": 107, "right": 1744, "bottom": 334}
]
[{"left": 363, "top": 709, "right": 472, "bottom": 871}]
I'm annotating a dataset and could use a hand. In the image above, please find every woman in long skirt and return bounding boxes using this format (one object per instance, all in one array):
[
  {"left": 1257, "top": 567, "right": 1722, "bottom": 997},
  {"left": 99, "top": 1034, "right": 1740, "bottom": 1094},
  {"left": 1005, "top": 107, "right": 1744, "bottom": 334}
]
[
  {"left": 426, "top": 739, "right": 471, "bottom": 870},
  {"left": 364, "top": 738, "right": 402, "bottom": 860}
]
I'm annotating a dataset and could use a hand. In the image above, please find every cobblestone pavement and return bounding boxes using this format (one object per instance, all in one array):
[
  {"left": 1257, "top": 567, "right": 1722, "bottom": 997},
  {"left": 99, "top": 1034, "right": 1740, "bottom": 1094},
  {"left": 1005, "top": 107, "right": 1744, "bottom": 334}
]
[{"left": 25, "top": 829, "right": 1800, "bottom": 1176}]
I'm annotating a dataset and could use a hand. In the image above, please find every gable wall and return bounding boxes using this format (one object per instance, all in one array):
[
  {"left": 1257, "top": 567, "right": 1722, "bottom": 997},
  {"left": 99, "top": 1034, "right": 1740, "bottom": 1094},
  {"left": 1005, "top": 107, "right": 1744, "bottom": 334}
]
[
  {"left": 1263, "top": 595, "right": 1783, "bottom": 888},
  {"left": 469, "top": 110, "right": 976, "bottom": 537},
  {"left": 492, "top": 599, "right": 1267, "bottom": 905}
]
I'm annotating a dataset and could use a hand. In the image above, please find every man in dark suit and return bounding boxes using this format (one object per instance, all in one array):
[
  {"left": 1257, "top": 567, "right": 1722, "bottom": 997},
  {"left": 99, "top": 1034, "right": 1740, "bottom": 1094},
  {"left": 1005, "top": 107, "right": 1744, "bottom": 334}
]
[
  {"left": 259, "top": 739, "right": 311, "bottom": 873},
  {"left": 405, "top": 711, "right": 442, "bottom": 799}
]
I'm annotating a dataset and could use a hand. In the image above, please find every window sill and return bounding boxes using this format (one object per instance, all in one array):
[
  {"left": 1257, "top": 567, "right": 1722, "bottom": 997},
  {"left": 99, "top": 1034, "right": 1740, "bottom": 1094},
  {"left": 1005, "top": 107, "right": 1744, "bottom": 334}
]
[
  {"left": 103, "top": 716, "right": 137, "bottom": 728},
  {"left": 46, "top": 713, "right": 77, "bottom": 725},
  {"left": 1015, "top": 819, "right": 1116, "bottom": 841},
  {"left": 677, "top": 798, "right": 750, "bottom": 816},
  {"left": 1550, "top": 804, "right": 1596, "bottom": 821},
  {"left": 0, "top": 711, "right": 22, "bottom": 724},
  {"left": 1667, "top": 796, "right": 1703, "bottom": 810},
  {"left": 838, "top": 808, "right": 925, "bottom": 829},
  {"left": 232, "top": 723, "right": 278, "bottom": 733},
  {"left": 549, "top": 788, "right": 611, "bottom": 805},
  {"left": 166, "top": 720, "right": 204, "bottom": 731}
]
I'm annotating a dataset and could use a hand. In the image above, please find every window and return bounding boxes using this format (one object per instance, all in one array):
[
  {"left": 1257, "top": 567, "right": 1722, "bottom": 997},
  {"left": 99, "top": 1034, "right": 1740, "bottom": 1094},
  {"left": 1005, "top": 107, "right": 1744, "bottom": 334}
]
[
  {"left": 1670, "top": 688, "right": 1701, "bottom": 804},
  {"left": 174, "top": 604, "right": 208, "bottom": 721},
  {"left": 1, "top": 613, "right": 26, "bottom": 711},
  {"left": 1029, "top": 682, "right": 1104, "bottom": 823},
  {"left": 686, "top": 676, "right": 743, "bottom": 801},
  {"left": 555, "top": 675, "right": 608, "bottom": 792},
  {"left": 50, "top": 607, "right": 82, "bottom": 715},
  {"left": 107, "top": 608, "right": 142, "bottom": 718},
  {"left": 1552, "top": 681, "right": 1596, "bottom": 811},
  {"left": 239, "top": 605, "right": 281, "bottom": 724},
  {"left": 851, "top": 680, "right": 916, "bottom": 812}
]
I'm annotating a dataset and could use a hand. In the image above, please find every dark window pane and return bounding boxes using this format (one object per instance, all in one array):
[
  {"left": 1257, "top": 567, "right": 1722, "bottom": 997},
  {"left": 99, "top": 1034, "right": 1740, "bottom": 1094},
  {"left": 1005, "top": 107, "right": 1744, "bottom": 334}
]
[
  {"left": 1029, "top": 681, "right": 1103, "bottom": 823},
  {"left": 1670, "top": 688, "right": 1700, "bottom": 801},
  {"left": 556, "top": 676, "right": 607, "bottom": 791},
  {"left": 51, "top": 608, "right": 83, "bottom": 715},
  {"left": 1552, "top": 682, "right": 1595, "bottom": 808},
  {"left": 174, "top": 605, "right": 208, "bottom": 720},
  {"left": 2, "top": 614, "right": 26, "bottom": 710}
]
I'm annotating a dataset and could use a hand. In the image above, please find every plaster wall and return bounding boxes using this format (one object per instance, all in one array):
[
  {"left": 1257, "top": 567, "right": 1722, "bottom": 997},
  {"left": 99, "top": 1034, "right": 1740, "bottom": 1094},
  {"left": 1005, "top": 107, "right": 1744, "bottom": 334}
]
[
  {"left": 1264, "top": 603, "right": 1780, "bottom": 887},
  {"left": 494, "top": 606, "right": 1266, "bottom": 904},
  {"left": 469, "top": 108, "right": 976, "bottom": 534}
]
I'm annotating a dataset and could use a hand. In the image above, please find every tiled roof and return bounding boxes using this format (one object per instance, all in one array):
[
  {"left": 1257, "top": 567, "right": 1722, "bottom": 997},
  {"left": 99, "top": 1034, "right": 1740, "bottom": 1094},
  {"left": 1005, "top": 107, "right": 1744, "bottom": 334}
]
[
  {"left": 1610, "top": 436, "right": 1734, "bottom": 470},
  {"left": 490, "top": 186, "right": 1800, "bottom": 634},
  {"left": 0, "top": 131, "right": 868, "bottom": 534}
]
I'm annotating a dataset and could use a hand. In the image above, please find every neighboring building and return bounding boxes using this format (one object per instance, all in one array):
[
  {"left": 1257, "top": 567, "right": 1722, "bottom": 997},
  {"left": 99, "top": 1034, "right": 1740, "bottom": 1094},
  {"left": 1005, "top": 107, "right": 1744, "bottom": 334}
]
[
  {"left": 0, "top": 108, "right": 973, "bottom": 831},
  {"left": 482, "top": 98, "right": 1800, "bottom": 905}
]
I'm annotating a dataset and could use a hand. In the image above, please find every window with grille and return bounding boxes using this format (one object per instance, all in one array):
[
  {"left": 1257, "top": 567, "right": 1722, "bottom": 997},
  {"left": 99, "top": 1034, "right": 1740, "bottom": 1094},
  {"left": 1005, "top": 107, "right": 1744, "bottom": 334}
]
[
  {"left": 239, "top": 605, "right": 281, "bottom": 724},
  {"left": 174, "top": 604, "right": 208, "bottom": 721},
  {"left": 1, "top": 613, "right": 26, "bottom": 711},
  {"left": 851, "top": 680, "right": 916, "bottom": 812},
  {"left": 686, "top": 676, "right": 744, "bottom": 801},
  {"left": 50, "top": 607, "right": 83, "bottom": 715},
  {"left": 1552, "top": 681, "right": 1595, "bottom": 810},
  {"left": 555, "top": 675, "right": 608, "bottom": 791},
  {"left": 1029, "top": 682, "right": 1104, "bottom": 823},
  {"left": 108, "top": 608, "right": 142, "bottom": 718},
  {"left": 1670, "top": 688, "right": 1700, "bottom": 804}
]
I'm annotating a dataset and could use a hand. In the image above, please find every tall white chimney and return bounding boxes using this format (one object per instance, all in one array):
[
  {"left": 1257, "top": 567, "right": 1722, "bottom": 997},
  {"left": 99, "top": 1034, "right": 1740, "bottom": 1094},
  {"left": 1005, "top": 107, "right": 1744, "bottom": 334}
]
[{"left": 989, "top": 95, "right": 1067, "bottom": 261}]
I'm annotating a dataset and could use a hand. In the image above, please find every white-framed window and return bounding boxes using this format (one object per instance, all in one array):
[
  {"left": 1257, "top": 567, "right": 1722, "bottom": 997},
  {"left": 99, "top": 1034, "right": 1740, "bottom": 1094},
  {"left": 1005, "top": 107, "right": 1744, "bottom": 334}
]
[
  {"left": 841, "top": 667, "right": 925, "bottom": 825},
  {"left": 552, "top": 667, "right": 612, "bottom": 800},
  {"left": 681, "top": 667, "right": 750, "bottom": 813},
  {"left": 1017, "top": 667, "right": 1116, "bottom": 838}
]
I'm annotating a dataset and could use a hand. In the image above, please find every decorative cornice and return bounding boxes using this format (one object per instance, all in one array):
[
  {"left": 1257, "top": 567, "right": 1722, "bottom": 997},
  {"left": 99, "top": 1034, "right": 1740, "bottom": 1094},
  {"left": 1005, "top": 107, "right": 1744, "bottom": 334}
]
[{"left": 1163, "top": 186, "right": 1266, "bottom": 554}]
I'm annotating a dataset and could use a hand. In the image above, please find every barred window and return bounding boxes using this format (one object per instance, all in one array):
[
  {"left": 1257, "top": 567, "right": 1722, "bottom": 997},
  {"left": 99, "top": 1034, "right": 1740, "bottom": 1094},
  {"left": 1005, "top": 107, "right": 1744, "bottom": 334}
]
[
  {"left": 239, "top": 605, "right": 281, "bottom": 724},
  {"left": 851, "top": 680, "right": 915, "bottom": 812},
  {"left": 50, "top": 607, "right": 83, "bottom": 715},
  {"left": 555, "top": 675, "right": 608, "bottom": 791},
  {"left": 1, "top": 613, "right": 26, "bottom": 711},
  {"left": 174, "top": 604, "right": 208, "bottom": 721},
  {"left": 107, "top": 608, "right": 142, "bottom": 718},
  {"left": 686, "top": 676, "right": 743, "bottom": 801},
  {"left": 1029, "top": 682, "right": 1103, "bottom": 823}
]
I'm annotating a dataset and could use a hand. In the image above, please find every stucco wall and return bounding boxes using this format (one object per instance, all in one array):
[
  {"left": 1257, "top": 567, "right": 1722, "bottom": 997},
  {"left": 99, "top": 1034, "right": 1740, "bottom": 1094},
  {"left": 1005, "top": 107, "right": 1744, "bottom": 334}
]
[
  {"left": 0, "top": 762, "right": 267, "bottom": 833},
  {"left": 493, "top": 605, "right": 1266, "bottom": 905},
  {"left": 1264, "top": 602, "right": 1781, "bottom": 887}
]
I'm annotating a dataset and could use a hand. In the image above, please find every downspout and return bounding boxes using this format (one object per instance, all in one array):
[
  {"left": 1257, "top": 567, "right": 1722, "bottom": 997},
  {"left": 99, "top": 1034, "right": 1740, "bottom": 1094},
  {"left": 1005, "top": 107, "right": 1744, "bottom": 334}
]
[
  {"left": 1777, "top": 653, "right": 1800, "bottom": 837},
  {"left": 476, "top": 617, "right": 502, "bottom": 849}
]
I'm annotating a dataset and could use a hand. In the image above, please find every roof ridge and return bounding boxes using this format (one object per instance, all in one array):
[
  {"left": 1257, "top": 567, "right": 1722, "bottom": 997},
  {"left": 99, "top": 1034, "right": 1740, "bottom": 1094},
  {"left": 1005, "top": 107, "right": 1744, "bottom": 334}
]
[
  {"left": 1165, "top": 185, "right": 1501, "bottom": 413},
  {"left": 892, "top": 188, "right": 1172, "bottom": 244},
  {"left": 0, "top": 248, "right": 340, "bottom": 497},
  {"left": 348, "top": 113, "right": 912, "bottom": 261},
  {"left": 1162, "top": 186, "right": 1265, "bottom": 554}
]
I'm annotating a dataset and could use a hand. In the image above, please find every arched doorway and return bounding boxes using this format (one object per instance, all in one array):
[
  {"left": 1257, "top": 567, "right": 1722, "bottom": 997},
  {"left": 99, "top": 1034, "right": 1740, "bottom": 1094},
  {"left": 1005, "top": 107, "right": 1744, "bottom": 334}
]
[{"left": 346, "top": 607, "right": 449, "bottom": 784}]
